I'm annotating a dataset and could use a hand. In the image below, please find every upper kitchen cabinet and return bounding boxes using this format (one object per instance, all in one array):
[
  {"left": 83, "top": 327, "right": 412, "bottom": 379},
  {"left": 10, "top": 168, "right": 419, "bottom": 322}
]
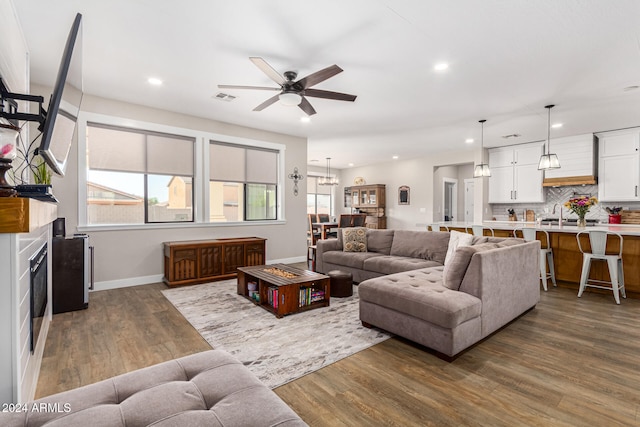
[
  {"left": 488, "top": 142, "right": 544, "bottom": 203},
  {"left": 597, "top": 128, "right": 640, "bottom": 202},
  {"left": 542, "top": 134, "right": 597, "bottom": 186}
]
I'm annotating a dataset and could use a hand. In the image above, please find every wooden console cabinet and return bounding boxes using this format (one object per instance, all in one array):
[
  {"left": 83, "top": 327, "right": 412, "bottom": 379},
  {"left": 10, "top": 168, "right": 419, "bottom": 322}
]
[{"left": 163, "top": 237, "right": 266, "bottom": 287}]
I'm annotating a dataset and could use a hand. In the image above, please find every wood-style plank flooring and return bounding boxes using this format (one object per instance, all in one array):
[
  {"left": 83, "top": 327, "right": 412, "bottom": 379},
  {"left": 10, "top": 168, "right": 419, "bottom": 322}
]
[{"left": 37, "top": 278, "right": 640, "bottom": 426}]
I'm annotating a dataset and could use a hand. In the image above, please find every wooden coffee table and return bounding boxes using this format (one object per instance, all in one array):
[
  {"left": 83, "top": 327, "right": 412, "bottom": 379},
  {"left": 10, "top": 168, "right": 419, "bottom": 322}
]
[{"left": 237, "top": 264, "right": 330, "bottom": 318}]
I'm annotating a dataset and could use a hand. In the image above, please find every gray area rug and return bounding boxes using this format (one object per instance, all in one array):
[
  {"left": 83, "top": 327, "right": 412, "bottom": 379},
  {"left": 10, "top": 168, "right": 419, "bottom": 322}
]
[{"left": 162, "top": 279, "right": 391, "bottom": 389}]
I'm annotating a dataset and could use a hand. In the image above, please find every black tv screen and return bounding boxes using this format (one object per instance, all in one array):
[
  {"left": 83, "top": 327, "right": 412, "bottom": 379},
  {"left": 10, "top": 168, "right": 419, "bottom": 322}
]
[{"left": 38, "top": 13, "right": 83, "bottom": 177}]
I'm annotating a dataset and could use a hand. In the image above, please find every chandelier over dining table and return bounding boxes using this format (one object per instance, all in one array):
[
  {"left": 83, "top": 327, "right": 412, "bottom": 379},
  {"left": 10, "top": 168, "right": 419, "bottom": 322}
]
[{"left": 318, "top": 157, "right": 339, "bottom": 186}]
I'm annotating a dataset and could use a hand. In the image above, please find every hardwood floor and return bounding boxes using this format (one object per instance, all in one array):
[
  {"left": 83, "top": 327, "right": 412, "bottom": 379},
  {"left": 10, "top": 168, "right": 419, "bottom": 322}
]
[{"left": 37, "top": 280, "right": 640, "bottom": 426}]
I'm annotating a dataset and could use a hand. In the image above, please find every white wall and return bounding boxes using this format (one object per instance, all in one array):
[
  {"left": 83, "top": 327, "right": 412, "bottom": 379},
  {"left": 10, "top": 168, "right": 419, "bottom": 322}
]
[
  {"left": 336, "top": 149, "right": 481, "bottom": 230},
  {"left": 29, "top": 87, "right": 309, "bottom": 288},
  {"left": 0, "top": 0, "right": 51, "bottom": 404}
]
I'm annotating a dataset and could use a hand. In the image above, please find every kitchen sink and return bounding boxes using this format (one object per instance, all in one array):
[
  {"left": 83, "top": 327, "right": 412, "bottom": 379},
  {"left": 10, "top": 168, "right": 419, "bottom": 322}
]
[{"left": 540, "top": 218, "right": 597, "bottom": 227}]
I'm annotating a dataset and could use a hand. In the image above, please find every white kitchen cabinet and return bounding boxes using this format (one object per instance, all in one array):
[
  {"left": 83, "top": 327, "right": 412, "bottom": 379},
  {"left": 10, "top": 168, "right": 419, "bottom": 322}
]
[
  {"left": 598, "top": 129, "right": 640, "bottom": 202},
  {"left": 488, "top": 142, "right": 544, "bottom": 203},
  {"left": 543, "top": 134, "right": 597, "bottom": 184}
]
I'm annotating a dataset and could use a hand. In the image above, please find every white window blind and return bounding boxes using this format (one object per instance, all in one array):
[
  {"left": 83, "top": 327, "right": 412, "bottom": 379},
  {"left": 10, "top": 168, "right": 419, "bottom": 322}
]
[
  {"left": 210, "top": 141, "right": 277, "bottom": 184},
  {"left": 87, "top": 124, "right": 194, "bottom": 175}
]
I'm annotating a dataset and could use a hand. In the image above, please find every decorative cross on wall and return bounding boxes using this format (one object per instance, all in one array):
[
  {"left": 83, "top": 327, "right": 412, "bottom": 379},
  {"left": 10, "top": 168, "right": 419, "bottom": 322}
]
[{"left": 288, "top": 167, "right": 304, "bottom": 196}]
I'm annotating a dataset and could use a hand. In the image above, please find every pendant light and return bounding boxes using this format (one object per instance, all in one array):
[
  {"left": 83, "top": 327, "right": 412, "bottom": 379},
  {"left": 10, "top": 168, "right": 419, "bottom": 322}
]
[
  {"left": 538, "top": 104, "right": 561, "bottom": 170},
  {"left": 473, "top": 119, "right": 491, "bottom": 177},
  {"left": 318, "top": 157, "right": 339, "bottom": 186}
]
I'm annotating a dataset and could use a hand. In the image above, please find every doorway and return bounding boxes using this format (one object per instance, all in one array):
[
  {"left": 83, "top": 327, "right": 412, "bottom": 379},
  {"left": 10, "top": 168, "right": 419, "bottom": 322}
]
[
  {"left": 443, "top": 178, "right": 458, "bottom": 222},
  {"left": 464, "top": 179, "right": 474, "bottom": 222}
]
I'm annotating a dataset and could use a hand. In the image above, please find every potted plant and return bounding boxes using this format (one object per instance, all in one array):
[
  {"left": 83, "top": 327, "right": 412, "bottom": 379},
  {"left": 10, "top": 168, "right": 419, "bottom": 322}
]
[{"left": 605, "top": 206, "right": 622, "bottom": 224}]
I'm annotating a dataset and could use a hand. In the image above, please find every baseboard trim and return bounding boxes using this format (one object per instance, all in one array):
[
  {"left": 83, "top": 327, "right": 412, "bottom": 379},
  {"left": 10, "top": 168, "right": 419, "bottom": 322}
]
[
  {"left": 93, "top": 274, "right": 164, "bottom": 291},
  {"left": 92, "top": 256, "right": 307, "bottom": 291}
]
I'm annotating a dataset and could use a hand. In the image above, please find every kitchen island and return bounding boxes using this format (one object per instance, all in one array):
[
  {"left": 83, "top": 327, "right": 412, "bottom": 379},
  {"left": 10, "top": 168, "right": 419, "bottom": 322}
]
[{"left": 431, "top": 221, "right": 640, "bottom": 298}]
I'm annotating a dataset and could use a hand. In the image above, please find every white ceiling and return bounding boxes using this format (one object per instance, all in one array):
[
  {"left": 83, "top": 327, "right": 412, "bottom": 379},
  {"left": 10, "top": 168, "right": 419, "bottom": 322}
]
[{"left": 13, "top": 0, "right": 640, "bottom": 169}]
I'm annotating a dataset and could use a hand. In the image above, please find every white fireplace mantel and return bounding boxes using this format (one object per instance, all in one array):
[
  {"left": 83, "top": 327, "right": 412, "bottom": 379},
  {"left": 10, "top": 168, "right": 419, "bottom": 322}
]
[{"left": 0, "top": 198, "right": 57, "bottom": 404}]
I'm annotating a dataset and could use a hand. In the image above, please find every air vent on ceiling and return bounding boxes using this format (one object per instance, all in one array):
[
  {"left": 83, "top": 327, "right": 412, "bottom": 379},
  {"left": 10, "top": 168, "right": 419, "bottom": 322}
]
[
  {"left": 214, "top": 93, "right": 236, "bottom": 102},
  {"left": 501, "top": 133, "right": 521, "bottom": 139}
]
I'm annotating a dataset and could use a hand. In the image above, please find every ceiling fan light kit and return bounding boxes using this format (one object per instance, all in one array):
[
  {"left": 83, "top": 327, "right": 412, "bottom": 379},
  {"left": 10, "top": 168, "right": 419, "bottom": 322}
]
[
  {"left": 473, "top": 119, "right": 491, "bottom": 178},
  {"left": 219, "top": 57, "right": 357, "bottom": 116},
  {"left": 278, "top": 92, "right": 302, "bottom": 106},
  {"left": 538, "top": 104, "right": 561, "bottom": 170}
]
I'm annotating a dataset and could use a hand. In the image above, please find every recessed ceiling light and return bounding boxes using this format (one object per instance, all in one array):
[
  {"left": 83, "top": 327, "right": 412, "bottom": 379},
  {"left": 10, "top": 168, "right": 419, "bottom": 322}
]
[
  {"left": 465, "top": 138, "right": 474, "bottom": 144},
  {"left": 148, "top": 77, "right": 163, "bottom": 86},
  {"left": 434, "top": 63, "right": 449, "bottom": 71},
  {"left": 551, "top": 123, "right": 563, "bottom": 129},
  {"left": 300, "top": 117, "right": 311, "bottom": 123},
  {"left": 392, "top": 155, "right": 399, "bottom": 160},
  {"left": 348, "top": 163, "right": 354, "bottom": 167}
]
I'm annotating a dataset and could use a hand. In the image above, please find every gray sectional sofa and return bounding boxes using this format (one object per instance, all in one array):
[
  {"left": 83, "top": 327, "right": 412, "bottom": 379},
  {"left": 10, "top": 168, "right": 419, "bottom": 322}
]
[{"left": 316, "top": 229, "right": 541, "bottom": 358}]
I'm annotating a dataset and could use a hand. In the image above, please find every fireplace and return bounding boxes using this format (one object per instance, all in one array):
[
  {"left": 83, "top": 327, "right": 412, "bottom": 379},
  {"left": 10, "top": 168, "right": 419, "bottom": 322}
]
[{"left": 30, "top": 243, "right": 48, "bottom": 353}]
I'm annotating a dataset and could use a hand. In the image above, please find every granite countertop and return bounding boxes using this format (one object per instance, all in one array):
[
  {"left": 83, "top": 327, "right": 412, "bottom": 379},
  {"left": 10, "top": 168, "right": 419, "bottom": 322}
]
[{"left": 434, "top": 220, "right": 640, "bottom": 236}]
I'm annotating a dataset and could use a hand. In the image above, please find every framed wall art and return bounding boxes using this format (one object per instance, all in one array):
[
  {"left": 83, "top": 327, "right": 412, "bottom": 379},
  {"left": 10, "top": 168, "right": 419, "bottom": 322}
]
[{"left": 398, "top": 186, "right": 410, "bottom": 205}]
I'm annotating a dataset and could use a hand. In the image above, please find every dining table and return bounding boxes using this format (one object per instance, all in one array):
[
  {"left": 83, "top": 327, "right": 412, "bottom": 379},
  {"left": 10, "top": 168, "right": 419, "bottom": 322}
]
[{"left": 312, "top": 222, "right": 339, "bottom": 240}]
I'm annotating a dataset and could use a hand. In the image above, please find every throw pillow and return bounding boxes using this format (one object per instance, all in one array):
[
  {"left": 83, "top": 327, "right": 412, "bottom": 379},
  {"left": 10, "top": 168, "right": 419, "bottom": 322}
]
[
  {"left": 342, "top": 227, "right": 367, "bottom": 252},
  {"left": 443, "top": 242, "right": 499, "bottom": 290},
  {"left": 444, "top": 230, "right": 474, "bottom": 266}
]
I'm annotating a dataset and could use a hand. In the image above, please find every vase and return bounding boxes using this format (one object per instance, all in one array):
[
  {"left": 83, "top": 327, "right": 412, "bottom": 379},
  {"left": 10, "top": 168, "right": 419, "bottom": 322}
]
[
  {"left": 577, "top": 216, "right": 587, "bottom": 228},
  {"left": 609, "top": 214, "right": 622, "bottom": 224}
]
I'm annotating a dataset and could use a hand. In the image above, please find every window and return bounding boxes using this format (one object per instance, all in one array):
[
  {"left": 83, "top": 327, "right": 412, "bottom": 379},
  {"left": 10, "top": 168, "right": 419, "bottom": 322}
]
[
  {"left": 209, "top": 141, "right": 278, "bottom": 221},
  {"left": 86, "top": 124, "right": 194, "bottom": 224},
  {"left": 306, "top": 175, "right": 332, "bottom": 215}
]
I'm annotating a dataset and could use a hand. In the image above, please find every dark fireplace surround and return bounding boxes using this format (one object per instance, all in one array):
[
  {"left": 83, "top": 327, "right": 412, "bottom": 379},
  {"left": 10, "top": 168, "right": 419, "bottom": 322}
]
[{"left": 30, "top": 243, "right": 48, "bottom": 353}]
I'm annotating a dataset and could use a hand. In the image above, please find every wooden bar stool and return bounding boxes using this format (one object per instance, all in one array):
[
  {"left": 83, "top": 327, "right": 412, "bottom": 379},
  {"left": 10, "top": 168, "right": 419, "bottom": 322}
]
[
  {"left": 514, "top": 227, "right": 556, "bottom": 291},
  {"left": 576, "top": 230, "right": 626, "bottom": 304}
]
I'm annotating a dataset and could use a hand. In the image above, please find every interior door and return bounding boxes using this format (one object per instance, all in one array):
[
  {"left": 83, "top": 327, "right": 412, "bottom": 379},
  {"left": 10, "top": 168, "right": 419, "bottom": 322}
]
[
  {"left": 464, "top": 179, "right": 474, "bottom": 222},
  {"left": 443, "top": 178, "right": 457, "bottom": 221}
]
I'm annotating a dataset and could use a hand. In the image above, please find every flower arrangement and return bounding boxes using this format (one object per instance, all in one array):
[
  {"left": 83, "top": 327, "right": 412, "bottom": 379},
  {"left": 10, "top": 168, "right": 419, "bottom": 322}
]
[
  {"left": 605, "top": 206, "right": 622, "bottom": 215},
  {"left": 564, "top": 196, "right": 598, "bottom": 220}
]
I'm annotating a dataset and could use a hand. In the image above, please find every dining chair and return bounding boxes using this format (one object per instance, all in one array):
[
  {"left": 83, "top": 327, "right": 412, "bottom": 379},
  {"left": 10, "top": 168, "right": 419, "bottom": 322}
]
[
  {"left": 513, "top": 227, "right": 556, "bottom": 291},
  {"left": 317, "top": 213, "right": 331, "bottom": 223},
  {"left": 307, "top": 213, "right": 320, "bottom": 245},
  {"left": 576, "top": 230, "right": 626, "bottom": 304},
  {"left": 351, "top": 214, "right": 366, "bottom": 227},
  {"left": 339, "top": 214, "right": 353, "bottom": 228}
]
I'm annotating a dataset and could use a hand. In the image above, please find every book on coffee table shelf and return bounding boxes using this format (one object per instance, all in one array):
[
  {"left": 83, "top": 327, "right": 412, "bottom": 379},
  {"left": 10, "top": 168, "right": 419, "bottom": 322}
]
[{"left": 237, "top": 264, "right": 330, "bottom": 318}]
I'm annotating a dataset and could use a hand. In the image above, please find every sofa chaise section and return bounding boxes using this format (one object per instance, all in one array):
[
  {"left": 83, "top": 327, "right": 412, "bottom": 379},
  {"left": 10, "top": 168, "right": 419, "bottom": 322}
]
[{"left": 359, "top": 240, "right": 541, "bottom": 358}]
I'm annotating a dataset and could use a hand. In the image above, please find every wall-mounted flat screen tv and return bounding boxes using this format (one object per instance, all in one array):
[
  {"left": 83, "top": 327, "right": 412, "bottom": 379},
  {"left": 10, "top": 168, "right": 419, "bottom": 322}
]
[{"left": 38, "top": 13, "right": 83, "bottom": 177}]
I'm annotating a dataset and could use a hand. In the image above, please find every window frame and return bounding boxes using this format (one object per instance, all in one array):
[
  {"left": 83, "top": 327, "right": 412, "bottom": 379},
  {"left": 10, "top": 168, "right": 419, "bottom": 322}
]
[
  {"left": 86, "top": 123, "right": 196, "bottom": 225},
  {"left": 77, "top": 111, "right": 286, "bottom": 232},
  {"left": 306, "top": 173, "right": 334, "bottom": 216}
]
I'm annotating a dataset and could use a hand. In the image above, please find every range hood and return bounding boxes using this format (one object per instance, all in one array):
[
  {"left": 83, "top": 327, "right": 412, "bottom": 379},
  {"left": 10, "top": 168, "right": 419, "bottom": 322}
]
[
  {"left": 542, "top": 134, "right": 597, "bottom": 187},
  {"left": 542, "top": 175, "right": 597, "bottom": 187}
]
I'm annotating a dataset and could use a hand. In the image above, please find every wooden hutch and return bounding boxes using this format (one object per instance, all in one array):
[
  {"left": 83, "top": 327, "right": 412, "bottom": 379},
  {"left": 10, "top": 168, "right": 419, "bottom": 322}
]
[{"left": 350, "top": 184, "right": 386, "bottom": 229}]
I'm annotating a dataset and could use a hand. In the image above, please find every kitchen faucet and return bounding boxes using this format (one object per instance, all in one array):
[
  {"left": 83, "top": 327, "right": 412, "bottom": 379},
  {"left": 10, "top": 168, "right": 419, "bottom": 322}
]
[{"left": 552, "top": 203, "right": 563, "bottom": 223}]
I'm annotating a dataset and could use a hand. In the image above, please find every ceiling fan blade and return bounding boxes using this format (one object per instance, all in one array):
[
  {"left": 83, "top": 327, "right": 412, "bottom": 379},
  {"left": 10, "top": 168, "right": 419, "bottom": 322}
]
[
  {"left": 253, "top": 94, "right": 280, "bottom": 111},
  {"left": 296, "top": 65, "right": 343, "bottom": 89},
  {"left": 298, "top": 96, "right": 317, "bottom": 116},
  {"left": 304, "top": 88, "right": 357, "bottom": 102},
  {"left": 218, "top": 84, "right": 280, "bottom": 91},
  {"left": 250, "top": 57, "right": 286, "bottom": 86}
]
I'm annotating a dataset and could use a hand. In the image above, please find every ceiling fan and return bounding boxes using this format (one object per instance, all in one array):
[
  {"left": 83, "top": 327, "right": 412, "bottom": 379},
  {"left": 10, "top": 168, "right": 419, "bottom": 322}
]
[{"left": 218, "top": 57, "right": 357, "bottom": 116}]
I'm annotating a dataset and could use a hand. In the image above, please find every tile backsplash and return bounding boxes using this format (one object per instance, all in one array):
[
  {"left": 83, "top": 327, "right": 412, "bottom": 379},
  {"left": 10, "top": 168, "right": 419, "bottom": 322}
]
[{"left": 490, "top": 185, "right": 640, "bottom": 222}]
